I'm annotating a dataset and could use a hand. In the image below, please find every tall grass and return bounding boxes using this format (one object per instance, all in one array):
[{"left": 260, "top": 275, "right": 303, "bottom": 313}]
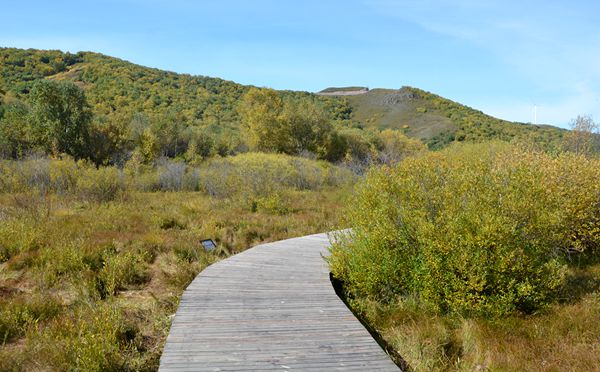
[
  {"left": 201, "top": 152, "right": 354, "bottom": 197},
  {"left": 0, "top": 152, "right": 354, "bottom": 203},
  {"left": 0, "top": 152, "right": 351, "bottom": 370}
]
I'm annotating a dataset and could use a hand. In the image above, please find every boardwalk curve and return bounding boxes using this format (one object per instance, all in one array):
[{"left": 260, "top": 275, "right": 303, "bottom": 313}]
[{"left": 159, "top": 233, "right": 399, "bottom": 371}]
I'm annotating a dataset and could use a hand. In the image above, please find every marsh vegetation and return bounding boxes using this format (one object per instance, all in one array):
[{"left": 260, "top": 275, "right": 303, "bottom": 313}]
[
  {"left": 1, "top": 47, "right": 599, "bottom": 371},
  {"left": 0, "top": 153, "right": 354, "bottom": 370}
]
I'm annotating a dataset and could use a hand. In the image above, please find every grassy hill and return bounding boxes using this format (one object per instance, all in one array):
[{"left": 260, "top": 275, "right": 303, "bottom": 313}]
[
  {"left": 1, "top": 47, "right": 565, "bottom": 154},
  {"left": 328, "top": 86, "right": 565, "bottom": 149}
]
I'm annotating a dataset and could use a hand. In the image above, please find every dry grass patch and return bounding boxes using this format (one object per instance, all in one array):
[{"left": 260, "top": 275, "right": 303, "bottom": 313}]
[
  {"left": 354, "top": 263, "right": 600, "bottom": 371},
  {"left": 0, "top": 187, "right": 347, "bottom": 370}
]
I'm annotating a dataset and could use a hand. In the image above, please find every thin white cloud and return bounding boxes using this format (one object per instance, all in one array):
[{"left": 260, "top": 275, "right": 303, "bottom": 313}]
[{"left": 367, "top": 0, "right": 600, "bottom": 126}]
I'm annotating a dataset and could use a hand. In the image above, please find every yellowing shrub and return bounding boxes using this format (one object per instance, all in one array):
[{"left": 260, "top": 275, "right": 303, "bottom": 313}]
[
  {"left": 200, "top": 152, "right": 355, "bottom": 210},
  {"left": 26, "top": 304, "right": 129, "bottom": 371},
  {"left": 329, "top": 142, "right": 600, "bottom": 316},
  {"left": 0, "top": 157, "right": 124, "bottom": 200},
  {"left": 0, "top": 294, "right": 62, "bottom": 342},
  {"left": 76, "top": 164, "right": 125, "bottom": 202},
  {"left": 98, "top": 250, "right": 149, "bottom": 296}
]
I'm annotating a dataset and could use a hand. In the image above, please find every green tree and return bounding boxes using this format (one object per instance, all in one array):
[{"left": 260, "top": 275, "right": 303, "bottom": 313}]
[
  {"left": 29, "top": 80, "right": 92, "bottom": 159},
  {"left": 238, "top": 88, "right": 344, "bottom": 160},
  {"left": 281, "top": 97, "right": 334, "bottom": 156},
  {"left": 318, "top": 129, "right": 347, "bottom": 162},
  {"left": 238, "top": 88, "right": 287, "bottom": 152},
  {"left": 0, "top": 99, "right": 31, "bottom": 158},
  {"left": 88, "top": 115, "right": 131, "bottom": 165},
  {"left": 184, "top": 139, "right": 202, "bottom": 165},
  {"left": 138, "top": 128, "right": 159, "bottom": 164}
]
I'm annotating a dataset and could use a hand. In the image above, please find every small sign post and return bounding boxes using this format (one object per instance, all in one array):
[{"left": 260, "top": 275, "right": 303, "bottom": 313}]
[{"left": 200, "top": 239, "right": 217, "bottom": 252}]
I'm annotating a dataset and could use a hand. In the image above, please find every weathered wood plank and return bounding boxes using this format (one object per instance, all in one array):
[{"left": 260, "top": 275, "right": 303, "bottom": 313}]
[{"left": 159, "top": 233, "right": 399, "bottom": 371}]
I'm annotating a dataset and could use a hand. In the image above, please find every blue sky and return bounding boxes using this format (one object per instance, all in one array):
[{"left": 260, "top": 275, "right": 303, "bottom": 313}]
[{"left": 2, "top": 0, "right": 599, "bottom": 128}]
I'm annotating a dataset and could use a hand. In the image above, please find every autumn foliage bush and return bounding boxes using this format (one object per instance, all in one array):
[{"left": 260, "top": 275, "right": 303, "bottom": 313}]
[
  {"left": 0, "top": 157, "right": 124, "bottom": 201},
  {"left": 329, "top": 142, "right": 600, "bottom": 316},
  {"left": 200, "top": 152, "right": 355, "bottom": 210}
]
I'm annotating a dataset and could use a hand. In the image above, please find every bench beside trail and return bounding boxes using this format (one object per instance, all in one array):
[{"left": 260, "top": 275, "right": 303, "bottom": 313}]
[{"left": 159, "top": 232, "right": 399, "bottom": 371}]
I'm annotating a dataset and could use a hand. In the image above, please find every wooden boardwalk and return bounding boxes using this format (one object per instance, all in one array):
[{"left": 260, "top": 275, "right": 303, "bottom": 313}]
[{"left": 159, "top": 233, "right": 399, "bottom": 371}]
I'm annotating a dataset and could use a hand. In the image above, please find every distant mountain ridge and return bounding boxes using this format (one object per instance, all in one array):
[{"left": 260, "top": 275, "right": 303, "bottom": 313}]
[
  {"left": 0, "top": 47, "right": 565, "bottom": 150},
  {"left": 321, "top": 86, "right": 564, "bottom": 149}
]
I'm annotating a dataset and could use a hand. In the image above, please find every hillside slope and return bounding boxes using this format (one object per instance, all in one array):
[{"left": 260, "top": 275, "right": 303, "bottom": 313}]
[
  {"left": 0, "top": 47, "right": 249, "bottom": 130},
  {"left": 1, "top": 47, "right": 565, "bottom": 151},
  {"left": 335, "top": 87, "right": 565, "bottom": 149}
]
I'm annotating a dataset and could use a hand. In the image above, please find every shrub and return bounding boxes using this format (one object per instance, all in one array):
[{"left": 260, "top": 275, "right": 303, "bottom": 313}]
[
  {"left": 183, "top": 168, "right": 200, "bottom": 191},
  {"left": 76, "top": 164, "right": 125, "bottom": 202},
  {"left": 200, "top": 152, "right": 354, "bottom": 203},
  {"left": 157, "top": 158, "right": 186, "bottom": 191},
  {"left": 254, "top": 193, "right": 292, "bottom": 215},
  {"left": 159, "top": 217, "right": 186, "bottom": 230},
  {"left": 376, "top": 129, "right": 427, "bottom": 166},
  {"left": 123, "top": 151, "right": 159, "bottom": 191},
  {"left": 0, "top": 294, "right": 62, "bottom": 342},
  {"left": 98, "top": 251, "right": 150, "bottom": 296},
  {"left": 0, "top": 218, "right": 43, "bottom": 263},
  {"left": 0, "top": 157, "right": 125, "bottom": 200},
  {"left": 174, "top": 244, "right": 206, "bottom": 264},
  {"left": 329, "top": 142, "right": 600, "bottom": 317},
  {"left": 164, "top": 257, "right": 203, "bottom": 288},
  {"left": 26, "top": 304, "right": 129, "bottom": 371},
  {"left": 39, "top": 242, "right": 88, "bottom": 287},
  {"left": 49, "top": 157, "right": 78, "bottom": 194},
  {"left": 0, "top": 157, "right": 53, "bottom": 194}
]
